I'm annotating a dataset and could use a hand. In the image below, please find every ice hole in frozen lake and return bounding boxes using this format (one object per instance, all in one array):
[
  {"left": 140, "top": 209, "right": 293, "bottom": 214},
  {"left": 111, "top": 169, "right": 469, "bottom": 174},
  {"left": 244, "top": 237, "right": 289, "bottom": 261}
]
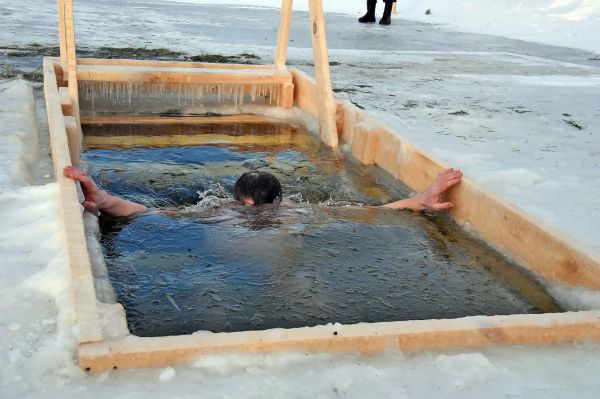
[{"left": 81, "top": 121, "right": 561, "bottom": 337}]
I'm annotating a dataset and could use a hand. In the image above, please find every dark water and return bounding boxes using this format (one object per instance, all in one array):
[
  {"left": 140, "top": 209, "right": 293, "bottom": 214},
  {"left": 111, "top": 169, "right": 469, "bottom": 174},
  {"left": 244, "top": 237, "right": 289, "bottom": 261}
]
[{"left": 83, "top": 123, "right": 560, "bottom": 337}]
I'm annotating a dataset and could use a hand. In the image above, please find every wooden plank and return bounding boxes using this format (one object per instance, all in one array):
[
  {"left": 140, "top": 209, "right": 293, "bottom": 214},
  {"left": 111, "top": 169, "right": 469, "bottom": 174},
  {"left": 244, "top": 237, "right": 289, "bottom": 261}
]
[
  {"left": 43, "top": 58, "right": 103, "bottom": 344},
  {"left": 79, "top": 311, "right": 600, "bottom": 371},
  {"left": 81, "top": 114, "right": 289, "bottom": 126},
  {"left": 64, "top": 0, "right": 82, "bottom": 147},
  {"left": 349, "top": 115, "right": 380, "bottom": 165},
  {"left": 65, "top": 0, "right": 78, "bottom": 110},
  {"left": 451, "top": 179, "right": 600, "bottom": 289},
  {"left": 57, "top": 0, "right": 67, "bottom": 64},
  {"left": 308, "top": 0, "right": 338, "bottom": 147},
  {"left": 83, "top": 132, "right": 312, "bottom": 149},
  {"left": 274, "top": 0, "right": 294, "bottom": 70},
  {"left": 59, "top": 86, "right": 72, "bottom": 115},
  {"left": 281, "top": 82, "right": 295, "bottom": 108},
  {"left": 337, "top": 99, "right": 358, "bottom": 144},
  {"left": 53, "top": 62, "right": 66, "bottom": 87},
  {"left": 291, "top": 68, "right": 343, "bottom": 133},
  {"left": 290, "top": 68, "right": 319, "bottom": 118},
  {"left": 76, "top": 57, "right": 271, "bottom": 69},
  {"left": 64, "top": 116, "right": 80, "bottom": 164},
  {"left": 76, "top": 65, "right": 293, "bottom": 84}
]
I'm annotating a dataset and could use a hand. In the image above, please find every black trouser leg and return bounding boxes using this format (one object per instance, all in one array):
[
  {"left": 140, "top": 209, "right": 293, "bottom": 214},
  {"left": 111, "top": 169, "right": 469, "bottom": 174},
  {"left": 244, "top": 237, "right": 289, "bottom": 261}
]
[
  {"left": 358, "top": 0, "right": 377, "bottom": 23},
  {"left": 379, "top": 0, "right": 394, "bottom": 25}
]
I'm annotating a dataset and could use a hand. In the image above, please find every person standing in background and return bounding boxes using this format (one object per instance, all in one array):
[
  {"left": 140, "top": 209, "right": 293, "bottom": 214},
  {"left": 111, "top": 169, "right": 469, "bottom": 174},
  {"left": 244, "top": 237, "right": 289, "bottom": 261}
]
[{"left": 358, "top": 0, "right": 396, "bottom": 25}]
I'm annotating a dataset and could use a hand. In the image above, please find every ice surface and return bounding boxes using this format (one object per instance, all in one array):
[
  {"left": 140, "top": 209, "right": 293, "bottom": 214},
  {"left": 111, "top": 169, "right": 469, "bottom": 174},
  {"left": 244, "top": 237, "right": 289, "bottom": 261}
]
[
  {"left": 161, "top": 0, "right": 600, "bottom": 52},
  {"left": 397, "top": 0, "right": 600, "bottom": 53},
  {"left": 158, "top": 367, "right": 176, "bottom": 382}
]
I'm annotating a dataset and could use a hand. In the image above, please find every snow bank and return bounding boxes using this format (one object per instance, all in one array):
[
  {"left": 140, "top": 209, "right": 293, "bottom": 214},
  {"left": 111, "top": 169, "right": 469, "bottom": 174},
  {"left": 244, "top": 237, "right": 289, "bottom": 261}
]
[
  {"left": 0, "top": 80, "right": 39, "bottom": 189},
  {"left": 0, "top": 80, "right": 84, "bottom": 395},
  {"left": 0, "top": 182, "right": 85, "bottom": 395}
]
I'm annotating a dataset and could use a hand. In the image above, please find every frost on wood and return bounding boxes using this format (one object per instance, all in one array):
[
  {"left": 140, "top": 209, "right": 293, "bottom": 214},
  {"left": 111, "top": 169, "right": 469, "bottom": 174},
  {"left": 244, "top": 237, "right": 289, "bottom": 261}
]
[{"left": 79, "top": 81, "right": 285, "bottom": 109}]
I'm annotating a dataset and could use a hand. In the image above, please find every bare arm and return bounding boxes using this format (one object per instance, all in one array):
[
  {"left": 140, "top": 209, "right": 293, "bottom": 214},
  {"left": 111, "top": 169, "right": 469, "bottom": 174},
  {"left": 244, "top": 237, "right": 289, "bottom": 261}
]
[
  {"left": 63, "top": 166, "right": 147, "bottom": 217},
  {"left": 380, "top": 168, "right": 463, "bottom": 212}
]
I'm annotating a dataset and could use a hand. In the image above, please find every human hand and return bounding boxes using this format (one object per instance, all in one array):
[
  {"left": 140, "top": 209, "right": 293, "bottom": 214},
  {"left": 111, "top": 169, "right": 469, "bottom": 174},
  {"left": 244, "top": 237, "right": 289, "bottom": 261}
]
[
  {"left": 379, "top": 168, "right": 462, "bottom": 212},
  {"left": 63, "top": 166, "right": 108, "bottom": 213},
  {"left": 409, "top": 168, "right": 463, "bottom": 212}
]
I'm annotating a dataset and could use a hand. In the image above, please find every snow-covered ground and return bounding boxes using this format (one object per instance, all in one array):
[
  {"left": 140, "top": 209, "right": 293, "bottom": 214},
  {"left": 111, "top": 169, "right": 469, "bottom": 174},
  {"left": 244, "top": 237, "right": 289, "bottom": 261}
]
[{"left": 2, "top": 0, "right": 600, "bottom": 397}]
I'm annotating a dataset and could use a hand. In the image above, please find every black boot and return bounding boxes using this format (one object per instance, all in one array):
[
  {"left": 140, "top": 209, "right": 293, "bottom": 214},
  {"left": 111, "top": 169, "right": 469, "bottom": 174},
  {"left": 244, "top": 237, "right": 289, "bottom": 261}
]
[
  {"left": 379, "top": 1, "right": 393, "bottom": 25},
  {"left": 358, "top": 0, "right": 377, "bottom": 23}
]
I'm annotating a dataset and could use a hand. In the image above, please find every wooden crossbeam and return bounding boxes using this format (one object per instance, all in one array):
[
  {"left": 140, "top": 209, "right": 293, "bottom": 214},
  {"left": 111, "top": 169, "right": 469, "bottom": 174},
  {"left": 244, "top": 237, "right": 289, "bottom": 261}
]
[
  {"left": 80, "top": 115, "right": 290, "bottom": 125},
  {"left": 82, "top": 132, "right": 314, "bottom": 149},
  {"left": 76, "top": 58, "right": 271, "bottom": 69},
  {"left": 76, "top": 65, "right": 293, "bottom": 84}
]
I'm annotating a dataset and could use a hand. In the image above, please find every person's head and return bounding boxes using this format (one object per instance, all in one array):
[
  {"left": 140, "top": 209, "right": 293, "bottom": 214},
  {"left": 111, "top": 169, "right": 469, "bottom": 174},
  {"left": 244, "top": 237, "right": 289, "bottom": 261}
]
[{"left": 234, "top": 171, "right": 283, "bottom": 206}]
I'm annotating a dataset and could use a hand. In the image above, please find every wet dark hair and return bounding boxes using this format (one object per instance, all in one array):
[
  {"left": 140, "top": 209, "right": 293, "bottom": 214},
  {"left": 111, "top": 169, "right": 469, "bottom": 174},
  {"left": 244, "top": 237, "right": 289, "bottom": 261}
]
[{"left": 234, "top": 171, "right": 283, "bottom": 205}]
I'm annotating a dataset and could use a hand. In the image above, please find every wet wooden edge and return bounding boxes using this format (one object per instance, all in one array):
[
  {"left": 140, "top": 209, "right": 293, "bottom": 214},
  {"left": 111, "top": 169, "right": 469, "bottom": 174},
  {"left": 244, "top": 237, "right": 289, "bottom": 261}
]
[
  {"left": 75, "top": 64, "right": 293, "bottom": 84},
  {"left": 76, "top": 57, "right": 272, "bottom": 70},
  {"left": 43, "top": 57, "right": 103, "bottom": 344},
  {"left": 82, "top": 132, "right": 311, "bottom": 149},
  {"left": 79, "top": 311, "right": 600, "bottom": 371},
  {"left": 80, "top": 115, "right": 291, "bottom": 125}
]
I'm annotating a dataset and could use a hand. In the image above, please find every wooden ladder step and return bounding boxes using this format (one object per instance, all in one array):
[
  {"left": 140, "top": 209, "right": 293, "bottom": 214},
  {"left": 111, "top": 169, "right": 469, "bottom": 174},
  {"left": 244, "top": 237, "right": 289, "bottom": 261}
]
[
  {"left": 80, "top": 115, "right": 292, "bottom": 125},
  {"left": 59, "top": 87, "right": 72, "bottom": 115},
  {"left": 64, "top": 115, "right": 80, "bottom": 163}
]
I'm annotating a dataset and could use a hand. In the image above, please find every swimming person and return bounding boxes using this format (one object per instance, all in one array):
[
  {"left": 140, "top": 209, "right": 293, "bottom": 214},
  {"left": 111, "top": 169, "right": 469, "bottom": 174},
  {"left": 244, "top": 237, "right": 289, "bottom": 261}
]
[
  {"left": 62, "top": 165, "right": 462, "bottom": 217},
  {"left": 358, "top": 0, "right": 396, "bottom": 25},
  {"left": 233, "top": 171, "right": 283, "bottom": 206}
]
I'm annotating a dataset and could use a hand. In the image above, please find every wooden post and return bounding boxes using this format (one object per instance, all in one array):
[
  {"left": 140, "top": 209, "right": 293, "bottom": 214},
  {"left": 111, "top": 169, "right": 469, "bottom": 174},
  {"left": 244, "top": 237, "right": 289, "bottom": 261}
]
[
  {"left": 393, "top": 3, "right": 398, "bottom": 14},
  {"left": 57, "top": 0, "right": 67, "bottom": 64},
  {"left": 308, "top": 0, "right": 338, "bottom": 147},
  {"left": 64, "top": 0, "right": 82, "bottom": 163},
  {"left": 274, "top": 0, "right": 293, "bottom": 70}
]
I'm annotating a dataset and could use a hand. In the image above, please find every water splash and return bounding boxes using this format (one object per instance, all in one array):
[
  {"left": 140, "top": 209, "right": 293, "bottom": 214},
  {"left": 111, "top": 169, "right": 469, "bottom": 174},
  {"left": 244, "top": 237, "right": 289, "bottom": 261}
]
[{"left": 191, "top": 183, "right": 231, "bottom": 209}]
